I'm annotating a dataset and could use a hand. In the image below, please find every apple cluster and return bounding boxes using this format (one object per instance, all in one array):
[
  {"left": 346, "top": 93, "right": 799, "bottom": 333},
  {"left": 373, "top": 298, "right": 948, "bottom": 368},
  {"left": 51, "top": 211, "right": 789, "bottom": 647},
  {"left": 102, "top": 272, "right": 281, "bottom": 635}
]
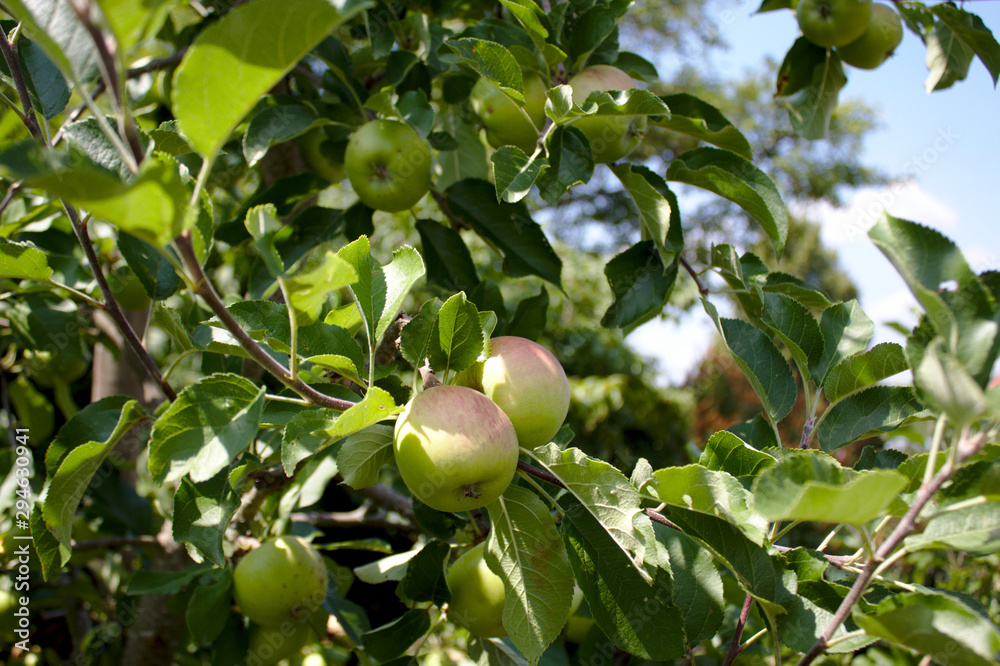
[
  {"left": 392, "top": 336, "right": 571, "bottom": 514},
  {"left": 796, "top": 0, "right": 903, "bottom": 70},
  {"left": 469, "top": 65, "right": 646, "bottom": 164},
  {"left": 232, "top": 535, "right": 329, "bottom": 664}
]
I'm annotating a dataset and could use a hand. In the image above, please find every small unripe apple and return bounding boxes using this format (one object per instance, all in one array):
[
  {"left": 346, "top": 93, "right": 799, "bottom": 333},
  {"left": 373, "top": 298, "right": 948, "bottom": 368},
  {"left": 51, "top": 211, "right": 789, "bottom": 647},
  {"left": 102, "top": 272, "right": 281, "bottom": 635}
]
[
  {"left": 300, "top": 128, "right": 346, "bottom": 183},
  {"left": 446, "top": 542, "right": 507, "bottom": 637},
  {"left": 345, "top": 119, "right": 432, "bottom": 212},
  {"left": 233, "top": 536, "right": 328, "bottom": 627},
  {"left": 568, "top": 65, "right": 647, "bottom": 164},
  {"left": 469, "top": 70, "right": 548, "bottom": 154},
  {"left": 393, "top": 385, "right": 519, "bottom": 513},
  {"left": 247, "top": 620, "right": 313, "bottom": 665},
  {"left": 460, "top": 337, "right": 570, "bottom": 448},
  {"left": 837, "top": 3, "right": 903, "bottom": 69},
  {"left": 797, "top": 0, "right": 873, "bottom": 49}
]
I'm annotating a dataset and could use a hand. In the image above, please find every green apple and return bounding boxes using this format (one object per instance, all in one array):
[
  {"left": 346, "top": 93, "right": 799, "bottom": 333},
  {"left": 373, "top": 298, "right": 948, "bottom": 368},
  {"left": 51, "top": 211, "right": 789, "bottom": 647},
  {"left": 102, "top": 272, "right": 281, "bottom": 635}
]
[
  {"left": 300, "top": 653, "right": 329, "bottom": 666},
  {"left": 460, "top": 336, "right": 570, "bottom": 448},
  {"left": 446, "top": 542, "right": 507, "bottom": 637},
  {"left": 469, "top": 70, "right": 548, "bottom": 154},
  {"left": 233, "top": 536, "right": 329, "bottom": 627},
  {"left": 568, "top": 65, "right": 647, "bottom": 164},
  {"left": 837, "top": 3, "right": 903, "bottom": 69},
  {"left": 300, "top": 128, "right": 346, "bottom": 183},
  {"left": 393, "top": 385, "right": 519, "bottom": 513},
  {"left": 797, "top": 0, "right": 873, "bottom": 49},
  {"left": 247, "top": 621, "right": 314, "bottom": 665},
  {"left": 344, "top": 119, "right": 432, "bottom": 212}
]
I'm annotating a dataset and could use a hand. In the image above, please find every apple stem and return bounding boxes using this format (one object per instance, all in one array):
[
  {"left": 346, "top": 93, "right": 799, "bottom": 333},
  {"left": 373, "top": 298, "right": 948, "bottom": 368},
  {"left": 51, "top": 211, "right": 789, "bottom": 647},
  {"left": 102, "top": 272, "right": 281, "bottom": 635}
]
[{"left": 419, "top": 360, "right": 442, "bottom": 389}]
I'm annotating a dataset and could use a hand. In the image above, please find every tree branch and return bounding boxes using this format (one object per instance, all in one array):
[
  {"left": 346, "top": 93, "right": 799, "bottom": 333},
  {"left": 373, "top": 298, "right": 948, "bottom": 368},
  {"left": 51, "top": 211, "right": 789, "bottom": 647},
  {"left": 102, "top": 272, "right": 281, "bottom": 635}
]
[
  {"left": 516, "top": 460, "right": 564, "bottom": 488},
  {"left": 680, "top": 255, "right": 709, "bottom": 296},
  {"left": 724, "top": 593, "right": 754, "bottom": 666},
  {"left": 0, "top": 28, "right": 42, "bottom": 138},
  {"left": 794, "top": 428, "right": 989, "bottom": 666},
  {"left": 65, "top": 204, "right": 178, "bottom": 401},
  {"left": 174, "top": 232, "right": 357, "bottom": 411}
]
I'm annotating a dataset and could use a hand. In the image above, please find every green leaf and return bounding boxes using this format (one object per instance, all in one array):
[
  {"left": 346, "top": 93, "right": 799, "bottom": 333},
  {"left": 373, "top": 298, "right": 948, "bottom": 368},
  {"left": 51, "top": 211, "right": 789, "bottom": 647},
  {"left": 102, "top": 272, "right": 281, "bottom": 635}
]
[
  {"left": 118, "top": 231, "right": 181, "bottom": 301},
  {"left": 148, "top": 374, "right": 266, "bottom": 484},
  {"left": 657, "top": 506, "right": 781, "bottom": 609},
  {"left": 869, "top": 215, "right": 999, "bottom": 386},
  {"left": 853, "top": 592, "right": 1000, "bottom": 666},
  {"left": 415, "top": 219, "right": 479, "bottom": 293},
  {"left": 185, "top": 570, "right": 233, "bottom": 644},
  {"left": 564, "top": 0, "right": 629, "bottom": 69},
  {"left": 42, "top": 397, "right": 145, "bottom": 564},
  {"left": 3, "top": 0, "right": 100, "bottom": 82},
  {"left": 560, "top": 492, "right": 685, "bottom": 661},
  {"left": 336, "top": 423, "right": 395, "bottom": 489},
  {"left": 325, "top": 387, "right": 400, "bottom": 441},
  {"left": 779, "top": 579, "right": 878, "bottom": 654},
  {"left": 760, "top": 292, "right": 825, "bottom": 382},
  {"left": 532, "top": 443, "right": 652, "bottom": 577},
  {"left": 652, "top": 523, "right": 724, "bottom": 646},
  {"left": 536, "top": 126, "right": 594, "bottom": 205},
  {"left": 762, "top": 272, "right": 833, "bottom": 310},
  {"left": 360, "top": 609, "right": 431, "bottom": 662},
  {"left": 752, "top": 451, "right": 907, "bottom": 524},
  {"left": 485, "top": 485, "right": 575, "bottom": 662},
  {"left": 703, "top": 299, "right": 797, "bottom": 422},
  {"left": 441, "top": 38, "right": 524, "bottom": 99},
  {"left": 147, "top": 120, "right": 195, "bottom": 156},
  {"left": 30, "top": 510, "right": 62, "bottom": 582},
  {"left": 813, "top": 300, "right": 875, "bottom": 384},
  {"left": 667, "top": 147, "right": 788, "bottom": 257},
  {"left": 284, "top": 251, "right": 359, "bottom": 325},
  {"left": 281, "top": 409, "right": 337, "bottom": 475},
  {"left": 914, "top": 338, "right": 987, "bottom": 424},
  {"left": 243, "top": 103, "right": 323, "bottom": 167},
  {"left": 173, "top": 0, "right": 368, "bottom": 157},
  {"left": 816, "top": 385, "right": 929, "bottom": 453},
  {"left": 652, "top": 465, "right": 768, "bottom": 543},
  {"left": 172, "top": 468, "right": 241, "bottom": 567},
  {"left": 492, "top": 146, "right": 545, "bottom": 204},
  {"left": 61, "top": 117, "right": 133, "bottom": 180},
  {"left": 653, "top": 93, "right": 753, "bottom": 159},
  {"left": 445, "top": 179, "right": 562, "bottom": 287},
  {"left": 610, "top": 164, "right": 683, "bottom": 271},
  {"left": 0, "top": 32, "right": 69, "bottom": 120},
  {"left": 428, "top": 292, "right": 486, "bottom": 374},
  {"left": 698, "top": 430, "right": 776, "bottom": 486},
  {"left": 468, "top": 637, "right": 529, "bottom": 666},
  {"left": 775, "top": 38, "right": 847, "bottom": 140},
  {"left": 924, "top": 18, "right": 976, "bottom": 92},
  {"left": 0, "top": 237, "right": 52, "bottom": 281},
  {"left": 505, "top": 287, "right": 549, "bottom": 342},
  {"left": 823, "top": 343, "right": 908, "bottom": 404},
  {"left": 728, "top": 414, "right": 780, "bottom": 451},
  {"left": 904, "top": 502, "right": 1000, "bottom": 556},
  {"left": 600, "top": 240, "right": 678, "bottom": 333},
  {"left": 337, "top": 236, "right": 426, "bottom": 351},
  {"left": 932, "top": 5, "right": 1000, "bottom": 86},
  {"left": 44, "top": 396, "right": 131, "bottom": 476},
  {"left": 396, "top": 540, "right": 450, "bottom": 606}
]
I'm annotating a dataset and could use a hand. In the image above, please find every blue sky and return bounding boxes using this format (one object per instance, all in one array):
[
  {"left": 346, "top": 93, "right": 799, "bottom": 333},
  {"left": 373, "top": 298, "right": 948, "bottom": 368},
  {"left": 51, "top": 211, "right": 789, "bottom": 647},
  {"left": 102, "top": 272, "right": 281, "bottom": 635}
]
[{"left": 629, "top": 1, "right": 1000, "bottom": 384}]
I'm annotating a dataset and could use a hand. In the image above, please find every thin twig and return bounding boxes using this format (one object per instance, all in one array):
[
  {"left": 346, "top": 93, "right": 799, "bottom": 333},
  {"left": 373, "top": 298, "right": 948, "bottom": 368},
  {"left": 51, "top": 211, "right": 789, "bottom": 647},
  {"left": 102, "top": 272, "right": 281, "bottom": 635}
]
[
  {"left": 645, "top": 508, "right": 681, "bottom": 531},
  {"left": 795, "top": 430, "right": 989, "bottom": 666},
  {"left": 516, "top": 460, "right": 564, "bottom": 488},
  {"left": 724, "top": 593, "right": 754, "bottom": 666},
  {"left": 680, "top": 255, "right": 709, "bottom": 296},
  {"left": 0, "top": 29, "right": 41, "bottom": 138},
  {"left": 64, "top": 203, "right": 178, "bottom": 401},
  {"left": 175, "top": 232, "right": 356, "bottom": 411}
]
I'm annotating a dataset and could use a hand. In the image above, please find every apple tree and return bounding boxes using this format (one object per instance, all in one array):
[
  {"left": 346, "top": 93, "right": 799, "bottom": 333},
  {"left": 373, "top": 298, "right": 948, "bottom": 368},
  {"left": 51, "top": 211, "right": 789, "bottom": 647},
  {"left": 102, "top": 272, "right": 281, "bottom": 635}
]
[{"left": 1, "top": 0, "right": 999, "bottom": 665}]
